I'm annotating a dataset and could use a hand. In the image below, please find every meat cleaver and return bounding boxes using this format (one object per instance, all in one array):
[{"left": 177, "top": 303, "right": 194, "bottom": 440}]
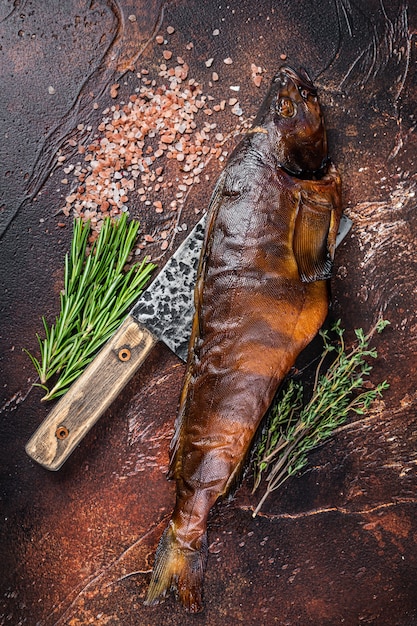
[{"left": 25, "top": 213, "right": 352, "bottom": 471}]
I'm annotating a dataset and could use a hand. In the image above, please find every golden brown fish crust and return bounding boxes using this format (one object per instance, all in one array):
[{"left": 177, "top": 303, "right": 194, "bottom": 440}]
[{"left": 145, "top": 66, "right": 343, "bottom": 612}]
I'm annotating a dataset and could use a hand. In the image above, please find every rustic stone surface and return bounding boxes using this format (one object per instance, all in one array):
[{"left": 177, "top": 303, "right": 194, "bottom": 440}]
[{"left": 1, "top": 1, "right": 416, "bottom": 624}]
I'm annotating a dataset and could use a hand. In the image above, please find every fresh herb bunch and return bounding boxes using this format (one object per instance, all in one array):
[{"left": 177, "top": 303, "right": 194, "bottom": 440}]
[
  {"left": 252, "top": 318, "right": 390, "bottom": 517},
  {"left": 25, "top": 215, "right": 155, "bottom": 400}
]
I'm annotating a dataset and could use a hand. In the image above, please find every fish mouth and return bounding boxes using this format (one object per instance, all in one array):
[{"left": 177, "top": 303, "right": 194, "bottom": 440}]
[{"left": 273, "top": 66, "right": 317, "bottom": 97}]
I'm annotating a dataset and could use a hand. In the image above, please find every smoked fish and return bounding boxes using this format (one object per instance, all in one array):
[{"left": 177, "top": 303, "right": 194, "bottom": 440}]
[{"left": 145, "top": 66, "right": 343, "bottom": 612}]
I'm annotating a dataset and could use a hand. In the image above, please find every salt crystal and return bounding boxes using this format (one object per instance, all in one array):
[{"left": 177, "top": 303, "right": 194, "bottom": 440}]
[
  {"left": 205, "top": 58, "right": 214, "bottom": 68},
  {"left": 110, "top": 83, "right": 120, "bottom": 98},
  {"left": 223, "top": 57, "right": 233, "bottom": 65}
]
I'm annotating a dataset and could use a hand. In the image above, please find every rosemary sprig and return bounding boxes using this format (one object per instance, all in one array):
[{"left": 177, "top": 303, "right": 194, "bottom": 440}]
[
  {"left": 25, "top": 215, "right": 155, "bottom": 400},
  {"left": 252, "top": 318, "right": 390, "bottom": 517}
]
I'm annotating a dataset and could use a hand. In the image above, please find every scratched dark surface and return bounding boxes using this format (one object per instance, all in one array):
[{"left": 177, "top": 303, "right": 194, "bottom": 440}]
[{"left": 1, "top": 1, "right": 417, "bottom": 624}]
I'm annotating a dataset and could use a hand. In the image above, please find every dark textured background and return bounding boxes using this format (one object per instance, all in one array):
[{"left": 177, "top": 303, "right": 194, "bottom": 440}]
[{"left": 1, "top": 1, "right": 416, "bottom": 624}]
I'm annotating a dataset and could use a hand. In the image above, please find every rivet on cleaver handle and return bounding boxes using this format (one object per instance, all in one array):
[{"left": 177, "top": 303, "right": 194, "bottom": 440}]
[{"left": 25, "top": 318, "right": 158, "bottom": 470}]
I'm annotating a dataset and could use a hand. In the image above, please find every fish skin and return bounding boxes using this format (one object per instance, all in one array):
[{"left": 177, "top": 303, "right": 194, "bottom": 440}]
[{"left": 145, "top": 66, "right": 343, "bottom": 612}]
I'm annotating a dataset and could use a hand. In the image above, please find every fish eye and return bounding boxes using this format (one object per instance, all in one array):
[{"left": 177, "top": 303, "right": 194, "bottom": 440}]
[
  {"left": 276, "top": 97, "right": 297, "bottom": 118},
  {"left": 299, "top": 88, "right": 309, "bottom": 99}
]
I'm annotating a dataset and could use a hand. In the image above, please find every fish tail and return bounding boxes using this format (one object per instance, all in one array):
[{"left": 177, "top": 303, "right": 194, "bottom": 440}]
[{"left": 144, "top": 524, "right": 208, "bottom": 613}]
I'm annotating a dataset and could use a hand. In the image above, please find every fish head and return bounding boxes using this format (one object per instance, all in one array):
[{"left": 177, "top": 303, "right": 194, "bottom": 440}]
[{"left": 257, "top": 66, "right": 328, "bottom": 176}]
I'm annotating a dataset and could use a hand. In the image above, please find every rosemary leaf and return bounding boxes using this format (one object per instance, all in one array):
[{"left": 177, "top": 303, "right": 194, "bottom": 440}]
[{"left": 26, "top": 216, "right": 155, "bottom": 401}]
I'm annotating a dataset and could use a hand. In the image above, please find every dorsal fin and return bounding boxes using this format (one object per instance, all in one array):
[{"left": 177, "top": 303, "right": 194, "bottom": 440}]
[{"left": 168, "top": 171, "right": 228, "bottom": 479}]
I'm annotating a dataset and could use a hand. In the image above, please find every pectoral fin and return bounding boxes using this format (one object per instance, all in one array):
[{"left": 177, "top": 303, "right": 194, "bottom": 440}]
[{"left": 292, "top": 190, "right": 334, "bottom": 283}]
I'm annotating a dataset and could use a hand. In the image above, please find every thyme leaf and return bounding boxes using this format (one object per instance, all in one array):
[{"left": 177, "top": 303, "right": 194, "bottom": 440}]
[{"left": 252, "top": 318, "right": 390, "bottom": 517}]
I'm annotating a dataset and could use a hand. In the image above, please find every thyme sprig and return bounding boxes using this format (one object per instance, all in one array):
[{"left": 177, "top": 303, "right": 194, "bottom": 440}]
[
  {"left": 25, "top": 215, "right": 155, "bottom": 400},
  {"left": 252, "top": 319, "right": 390, "bottom": 517}
]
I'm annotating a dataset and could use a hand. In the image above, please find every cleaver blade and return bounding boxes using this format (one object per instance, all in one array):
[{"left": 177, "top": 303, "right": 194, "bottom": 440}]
[
  {"left": 25, "top": 213, "right": 351, "bottom": 471},
  {"left": 25, "top": 215, "right": 207, "bottom": 471},
  {"left": 131, "top": 216, "right": 206, "bottom": 363}
]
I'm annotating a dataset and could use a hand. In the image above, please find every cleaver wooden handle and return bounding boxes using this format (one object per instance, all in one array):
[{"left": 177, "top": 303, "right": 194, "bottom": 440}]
[{"left": 25, "top": 315, "right": 158, "bottom": 471}]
